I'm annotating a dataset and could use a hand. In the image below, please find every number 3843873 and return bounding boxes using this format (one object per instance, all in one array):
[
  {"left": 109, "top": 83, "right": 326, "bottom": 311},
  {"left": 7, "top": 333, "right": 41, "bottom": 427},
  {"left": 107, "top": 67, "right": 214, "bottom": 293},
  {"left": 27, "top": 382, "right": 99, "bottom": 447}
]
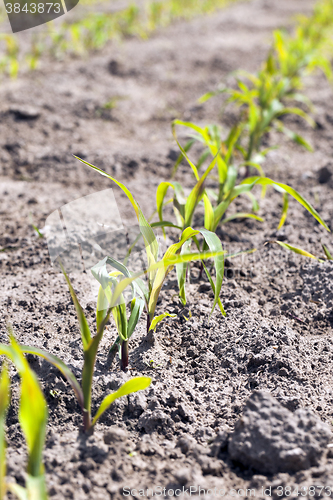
[{"left": 5, "top": 2, "right": 61, "bottom": 13}]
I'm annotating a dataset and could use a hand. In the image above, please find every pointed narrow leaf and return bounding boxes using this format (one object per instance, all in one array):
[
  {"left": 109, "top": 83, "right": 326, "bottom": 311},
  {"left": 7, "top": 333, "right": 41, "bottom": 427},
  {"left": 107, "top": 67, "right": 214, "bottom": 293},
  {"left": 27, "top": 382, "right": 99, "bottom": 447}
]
[
  {"left": 7, "top": 484, "right": 28, "bottom": 500},
  {"left": 74, "top": 156, "right": 159, "bottom": 264},
  {"left": 184, "top": 155, "right": 218, "bottom": 228},
  {"left": 19, "top": 345, "right": 84, "bottom": 409},
  {"left": 277, "top": 192, "right": 289, "bottom": 230},
  {"left": 269, "top": 240, "right": 319, "bottom": 260},
  {"left": 203, "top": 193, "right": 214, "bottom": 231},
  {"left": 176, "top": 239, "right": 191, "bottom": 305},
  {"left": 221, "top": 213, "right": 264, "bottom": 224},
  {"left": 199, "top": 229, "right": 225, "bottom": 314},
  {"left": 9, "top": 337, "right": 48, "bottom": 478},
  {"left": 127, "top": 298, "right": 145, "bottom": 338},
  {"left": 150, "top": 221, "right": 182, "bottom": 230},
  {"left": 92, "top": 377, "right": 151, "bottom": 425},
  {"left": 322, "top": 244, "right": 333, "bottom": 261},
  {"left": 236, "top": 177, "right": 329, "bottom": 231},
  {"left": 149, "top": 313, "right": 177, "bottom": 331},
  {"left": 59, "top": 261, "right": 91, "bottom": 351}
]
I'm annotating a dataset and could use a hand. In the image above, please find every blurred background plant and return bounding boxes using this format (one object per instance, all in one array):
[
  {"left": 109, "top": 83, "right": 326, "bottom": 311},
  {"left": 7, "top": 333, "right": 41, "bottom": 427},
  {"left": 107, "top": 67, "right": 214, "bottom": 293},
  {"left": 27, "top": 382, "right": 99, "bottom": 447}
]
[{"left": 0, "top": 0, "right": 239, "bottom": 77}]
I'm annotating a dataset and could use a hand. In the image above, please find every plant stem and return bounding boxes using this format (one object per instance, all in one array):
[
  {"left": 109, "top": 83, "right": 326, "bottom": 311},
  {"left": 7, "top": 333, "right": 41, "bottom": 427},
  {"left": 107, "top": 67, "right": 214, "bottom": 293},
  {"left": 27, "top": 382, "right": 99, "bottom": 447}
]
[
  {"left": 83, "top": 409, "right": 91, "bottom": 432},
  {"left": 120, "top": 340, "right": 129, "bottom": 371},
  {"left": 146, "top": 313, "right": 151, "bottom": 334}
]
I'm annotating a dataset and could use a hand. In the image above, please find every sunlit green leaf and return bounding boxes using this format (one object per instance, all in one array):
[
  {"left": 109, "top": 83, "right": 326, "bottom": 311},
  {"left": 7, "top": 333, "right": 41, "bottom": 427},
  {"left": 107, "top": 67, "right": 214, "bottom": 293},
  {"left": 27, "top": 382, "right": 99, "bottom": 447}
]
[
  {"left": 149, "top": 313, "right": 177, "bottom": 331},
  {"left": 92, "top": 377, "right": 151, "bottom": 425}
]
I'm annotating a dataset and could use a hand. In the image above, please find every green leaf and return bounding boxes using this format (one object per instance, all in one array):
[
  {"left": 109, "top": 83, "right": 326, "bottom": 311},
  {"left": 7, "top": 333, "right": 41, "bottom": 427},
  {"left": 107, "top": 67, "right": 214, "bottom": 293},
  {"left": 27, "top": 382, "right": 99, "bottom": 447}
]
[
  {"left": 19, "top": 345, "right": 84, "bottom": 410},
  {"left": 150, "top": 221, "right": 182, "bottom": 230},
  {"left": 0, "top": 363, "right": 10, "bottom": 500},
  {"left": 237, "top": 176, "right": 330, "bottom": 231},
  {"left": 92, "top": 377, "right": 151, "bottom": 426},
  {"left": 99, "top": 247, "right": 227, "bottom": 327},
  {"left": 127, "top": 297, "right": 145, "bottom": 338},
  {"left": 199, "top": 229, "right": 225, "bottom": 315},
  {"left": 171, "top": 121, "right": 200, "bottom": 180},
  {"left": 276, "top": 106, "right": 316, "bottom": 128},
  {"left": 171, "top": 138, "right": 196, "bottom": 178},
  {"left": 176, "top": 239, "right": 192, "bottom": 305},
  {"left": 275, "top": 121, "right": 313, "bottom": 152},
  {"left": 156, "top": 182, "right": 185, "bottom": 234},
  {"left": 221, "top": 213, "right": 264, "bottom": 224},
  {"left": 8, "top": 337, "right": 48, "bottom": 478},
  {"left": 7, "top": 484, "right": 28, "bottom": 500},
  {"left": 59, "top": 261, "right": 92, "bottom": 351},
  {"left": 203, "top": 193, "right": 215, "bottom": 231},
  {"left": 26, "top": 475, "right": 48, "bottom": 500},
  {"left": 269, "top": 240, "right": 319, "bottom": 260},
  {"left": 148, "top": 227, "right": 200, "bottom": 319},
  {"left": 277, "top": 192, "right": 289, "bottom": 230},
  {"left": 322, "top": 244, "right": 333, "bottom": 260},
  {"left": 241, "top": 161, "right": 264, "bottom": 176},
  {"left": 113, "top": 301, "right": 128, "bottom": 341},
  {"left": 149, "top": 313, "right": 177, "bottom": 331},
  {"left": 222, "top": 165, "right": 238, "bottom": 197},
  {"left": 156, "top": 182, "right": 175, "bottom": 234},
  {"left": 96, "top": 286, "right": 109, "bottom": 332},
  {"left": 74, "top": 156, "right": 159, "bottom": 269},
  {"left": 92, "top": 256, "right": 148, "bottom": 306}
]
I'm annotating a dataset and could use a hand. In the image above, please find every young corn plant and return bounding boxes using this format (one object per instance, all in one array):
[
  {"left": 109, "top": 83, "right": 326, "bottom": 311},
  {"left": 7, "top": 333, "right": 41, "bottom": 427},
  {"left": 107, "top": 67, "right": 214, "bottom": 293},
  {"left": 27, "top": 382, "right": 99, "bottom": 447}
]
[
  {"left": 272, "top": 8, "right": 333, "bottom": 85},
  {"left": 91, "top": 258, "right": 146, "bottom": 371},
  {"left": 160, "top": 123, "right": 329, "bottom": 231},
  {"left": 8, "top": 272, "right": 151, "bottom": 433},
  {"left": 198, "top": 2, "right": 333, "bottom": 172},
  {"left": 0, "top": 335, "right": 48, "bottom": 500},
  {"left": 75, "top": 156, "right": 227, "bottom": 345},
  {"left": 200, "top": 64, "right": 316, "bottom": 164}
]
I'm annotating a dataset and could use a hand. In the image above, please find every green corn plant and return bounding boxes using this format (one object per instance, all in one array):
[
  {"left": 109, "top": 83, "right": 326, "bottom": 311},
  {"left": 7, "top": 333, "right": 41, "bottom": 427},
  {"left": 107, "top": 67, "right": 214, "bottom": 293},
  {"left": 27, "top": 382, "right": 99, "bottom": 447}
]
[
  {"left": 159, "top": 123, "right": 330, "bottom": 239},
  {"left": 0, "top": 34, "right": 19, "bottom": 78},
  {"left": 0, "top": 335, "right": 48, "bottom": 500},
  {"left": 198, "top": 0, "right": 333, "bottom": 172},
  {"left": 16, "top": 268, "right": 151, "bottom": 432},
  {"left": 170, "top": 119, "right": 263, "bottom": 205},
  {"left": 155, "top": 127, "right": 330, "bottom": 307},
  {"left": 201, "top": 66, "right": 316, "bottom": 163},
  {"left": 74, "top": 156, "right": 227, "bottom": 333},
  {"left": 92, "top": 259, "right": 146, "bottom": 371}
]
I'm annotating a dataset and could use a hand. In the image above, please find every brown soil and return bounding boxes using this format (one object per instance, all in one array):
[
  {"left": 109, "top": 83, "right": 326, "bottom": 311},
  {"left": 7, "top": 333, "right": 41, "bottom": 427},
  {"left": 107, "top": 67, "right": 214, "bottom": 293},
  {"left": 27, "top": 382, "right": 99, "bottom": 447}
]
[{"left": 2, "top": 0, "right": 333, "bottom": 498}]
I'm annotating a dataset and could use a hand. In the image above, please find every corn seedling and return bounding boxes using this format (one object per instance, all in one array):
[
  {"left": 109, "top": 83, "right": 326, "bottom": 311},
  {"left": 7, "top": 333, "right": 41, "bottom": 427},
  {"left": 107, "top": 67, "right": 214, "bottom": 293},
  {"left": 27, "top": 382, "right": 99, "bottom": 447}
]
[
  {"left": 6, "top": 271, "right": 151, "bottom": 433},
  {"left": 0, "top": 335, "right": 48, "bottom": 500},
  {"left": 92, "top": 257, "right": 146, "bottom": 370},
  {"left": 75, "top": 156, "right": 227, "bottom": 346},
  {"left": 160, "top": 123, "right": 329, "bottom": 235},
  {"left": 200, "top": 65, "right": 315, "bottom": 163},
  {"left": 198, "top": 0, "right": 333, "bottom": 176}
]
